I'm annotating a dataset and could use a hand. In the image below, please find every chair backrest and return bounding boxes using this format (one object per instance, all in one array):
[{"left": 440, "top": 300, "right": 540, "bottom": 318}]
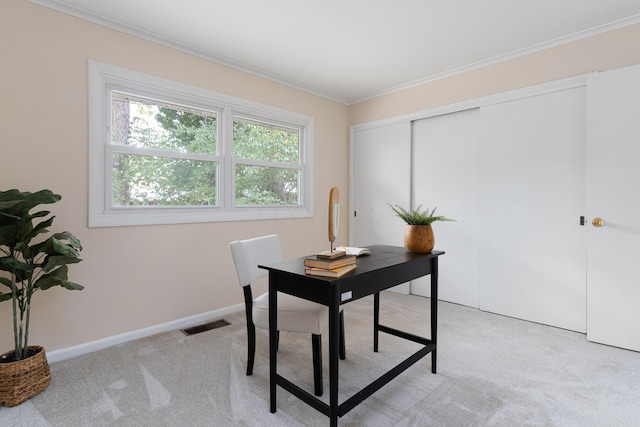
[{"left": 229, "top": 234, "right": 283, "bottom": 287}]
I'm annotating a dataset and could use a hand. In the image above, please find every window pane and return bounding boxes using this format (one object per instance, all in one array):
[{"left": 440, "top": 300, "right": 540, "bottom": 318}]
[
  {"left": 112, "top": 153, "right": 217, "bottom": 206},
  {"left": 111, "top": 92, "right": 217, "bottom": 155},
  {"left": 235, "top": 164, "right": 299, "bottom": 206},
  {"left": 233, "top": 117, "right": 299, "bottom": 163}
]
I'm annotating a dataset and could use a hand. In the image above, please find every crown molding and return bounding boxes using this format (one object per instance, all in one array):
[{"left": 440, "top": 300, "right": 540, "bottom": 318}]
[
  {"left": 349, "top": 13, "right": 640, "bottom": 104},
  {"left": 29, "top": 0, "right": 350, "bottom": 104},
  {"left": 28, "top": 1, "right": 640, "bottom": 106}
]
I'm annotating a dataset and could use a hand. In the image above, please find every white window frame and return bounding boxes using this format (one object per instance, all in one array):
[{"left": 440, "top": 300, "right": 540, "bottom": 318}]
[{"left": 88, "top": 61, "right": 314, "bottom": 227}]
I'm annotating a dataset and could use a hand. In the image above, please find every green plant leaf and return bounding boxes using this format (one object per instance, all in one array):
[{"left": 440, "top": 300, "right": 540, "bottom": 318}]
[
  {"left": 32, "top": 275, "right": 59, "bottom": 291},
  {"left": 0, "top": 276, "right": 12, "bottom": 288},
  {"left": 58, "top": 279, "right": 84, "bottom": 291},
  {"left": 41, "top": 255, "right": 82, "bottom": 274},
  {"left": 388, "top": 203, "right": 455, "bottom": 225},
  {"left": 51, "top": 237, "right": 80, "bottom": 258},
  {"left": 34, "top": 264, "right": 68, "bottom": 290},
  {"left": 36, "top": 265, "right": 83, "bottom": 291},
  {"left": 53, "top": 231, "right": 83, "bottom": 252},
  {"left": 24, "top": 214, "right": 53, "bottom": 237},
  {"left": 0, "top": 256, "right": 36, "bottom": 275},
  {"left": 0, "top": 189, "right": 28, "bottom": 210},
  {"left": 0, "top": 223, "right": 21, "bottom": 247},
  {"left": 0, "top": 211, "right": 20, "bottom": 220},
  {"left": 0, "top": 256, "right": 16, "bottom": 273},
  {"left": 0, "top": 189, "right": 60, "bottom": 213}
]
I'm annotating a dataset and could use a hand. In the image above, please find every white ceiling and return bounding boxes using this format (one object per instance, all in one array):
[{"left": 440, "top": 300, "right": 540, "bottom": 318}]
[{"left": 32, "top": 0, "right": 640, "bottom": 104}]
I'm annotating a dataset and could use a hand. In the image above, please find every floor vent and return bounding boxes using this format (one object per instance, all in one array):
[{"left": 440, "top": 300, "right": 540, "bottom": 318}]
[{"left": 181, "top": 319, "right": 231, "bottom": 336}]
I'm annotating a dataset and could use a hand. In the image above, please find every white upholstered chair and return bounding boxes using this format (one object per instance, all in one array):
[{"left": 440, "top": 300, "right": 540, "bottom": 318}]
[{"left": 229, "top": 234, "right": 345, "bottom": 397}]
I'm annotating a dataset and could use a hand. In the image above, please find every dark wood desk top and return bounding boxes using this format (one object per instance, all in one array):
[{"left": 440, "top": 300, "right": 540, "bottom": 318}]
[{"left": 259, "top": 245, "right": 444, "bottom": 304}]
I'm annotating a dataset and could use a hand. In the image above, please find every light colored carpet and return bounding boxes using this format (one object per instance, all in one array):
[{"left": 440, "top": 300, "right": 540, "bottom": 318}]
[{"left": 2, "top": 291, "right": 640, "bottom": 426}]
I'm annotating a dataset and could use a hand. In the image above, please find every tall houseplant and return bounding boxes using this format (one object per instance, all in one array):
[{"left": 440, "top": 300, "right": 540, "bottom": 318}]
[
  {"left": 388, "top": 204, "right": 455, "bottom": 253},
  {"left": 0, "top": 189, "right": 83, "bottom": 406}
]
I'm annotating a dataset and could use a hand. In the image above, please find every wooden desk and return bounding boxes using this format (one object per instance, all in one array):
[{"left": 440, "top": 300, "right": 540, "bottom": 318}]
[{"left": 259, "top": 245, "right": 444, "bottom": 426}]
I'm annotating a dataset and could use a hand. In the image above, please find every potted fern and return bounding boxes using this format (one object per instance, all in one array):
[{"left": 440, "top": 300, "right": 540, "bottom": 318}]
[
  {"left": 388, "top": 204, "right": 455, "bottom": 253},
  {"left": 0, "top": 189, "right": 84, "bottom": 407}
]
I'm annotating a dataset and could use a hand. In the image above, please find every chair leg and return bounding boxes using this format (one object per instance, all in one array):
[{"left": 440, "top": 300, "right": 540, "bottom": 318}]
[
  {"left": 339, "top": 310, "right": 346, "bottom": 360},
  {"left": 243, "top": 286, "right": 256, "bottom": 376},
  {"left": 246, "top": 322, "right": 256, "bottom": 376},
  {"left": 312, "top": 334, "right": 323, "bottom": 396}
]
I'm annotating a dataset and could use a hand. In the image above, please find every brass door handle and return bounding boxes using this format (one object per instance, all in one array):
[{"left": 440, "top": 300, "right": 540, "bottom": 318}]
[{"left": 592, "top": 217, "right": 604, "bottom": 227}]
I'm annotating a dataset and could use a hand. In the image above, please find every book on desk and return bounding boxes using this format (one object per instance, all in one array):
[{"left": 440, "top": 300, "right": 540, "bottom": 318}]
[
  {"left": 304, "top": 253, "right": 356, "bottom": 269},
  {"left": 304, "top": 246, "right": 370, "bottom": 277},
  {"left": 304, "top": 263, "right": 357, "bottom": 278},
  {"left": 336, "top": 246, "right": 371, "bottom": 256}
]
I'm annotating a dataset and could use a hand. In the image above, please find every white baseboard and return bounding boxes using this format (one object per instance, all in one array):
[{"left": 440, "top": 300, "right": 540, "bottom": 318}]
[{"left": 46, "top": 303, "right": 244, "bottom": 364}]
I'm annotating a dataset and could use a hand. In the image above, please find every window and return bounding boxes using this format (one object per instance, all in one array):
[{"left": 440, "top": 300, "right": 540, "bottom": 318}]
[
  {"left": 89, "top": 61, "right": 313, "bottom": 227},
  {"left": 110, "top": 92, "right": 219, "bottom": 208},
  {"left": 233, "top": 116, "right": 301, "bottom": 206}
]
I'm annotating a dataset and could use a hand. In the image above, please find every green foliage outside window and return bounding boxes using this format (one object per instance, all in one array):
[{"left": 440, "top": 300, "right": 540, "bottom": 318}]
[
  {"left": 233, "top": 118, "right": 300, "bottom": 206},
  {"left": 112, "top": 154, "right": 217, "bottom": 206},
  {"left": 110, "top": 94, "right": 301, "bottom": 208},
  {"left": 111, "top": 95, "right": 218, "bottom": 207}
]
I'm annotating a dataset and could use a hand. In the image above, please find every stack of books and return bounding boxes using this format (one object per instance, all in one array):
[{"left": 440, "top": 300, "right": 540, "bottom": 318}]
[{"left": 304, "top": 251, "right": 357, "bottom": 277}]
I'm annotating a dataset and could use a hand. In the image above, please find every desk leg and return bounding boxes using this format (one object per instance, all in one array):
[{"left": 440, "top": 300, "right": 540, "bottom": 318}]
[
  {"left": 329, "top": 287, "right": 340, "bottom": 427},
  {"left": 373, "top": 292, "right": 380, "bottom": 352},
  {"left": 430, "top": 258, "right": 438, "bottom": 374},
  {"left": 269, "top": 272, "right": 278, "bottom": 413}
]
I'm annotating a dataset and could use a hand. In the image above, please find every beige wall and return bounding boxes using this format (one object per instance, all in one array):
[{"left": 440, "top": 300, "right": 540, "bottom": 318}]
[
  {"left": 0, "top": 0, "right": 349, "bottom": 353},
  {"left": 349, "top": 23, "right": 640, "bottom": 125}
]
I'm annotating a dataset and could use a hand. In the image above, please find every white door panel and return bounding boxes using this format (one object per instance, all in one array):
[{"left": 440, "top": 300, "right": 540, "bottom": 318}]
[
  {"left": 586, "top": 64, "right": 640, "bottom": 351},
  {"left": 410, "top": 109, "right": 481, "bottom": 306},
  {"left": 479, "top": 88, "right": 587, "bottom": 332},
  {"left": 352, "top": 123, "right": 411, "bottom": 293}
]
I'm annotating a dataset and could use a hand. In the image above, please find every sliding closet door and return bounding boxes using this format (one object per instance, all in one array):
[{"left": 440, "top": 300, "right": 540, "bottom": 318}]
[
  {"left": 351, "top": 122, "right": 412, "bottom": 293},
  {"left": 479, "top": 88, "right": 587, "bottom": 332},
  {"left": 351, "top": 122, "right": 411, "bottom": 247},
  {"left": 411, "top": 109, "right": 481, "bottom": 307}
]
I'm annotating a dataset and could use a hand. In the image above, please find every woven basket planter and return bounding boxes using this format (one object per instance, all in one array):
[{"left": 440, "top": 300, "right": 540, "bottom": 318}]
[{"left": 0, "top": 346, "right": 51, "bottom": 407}]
